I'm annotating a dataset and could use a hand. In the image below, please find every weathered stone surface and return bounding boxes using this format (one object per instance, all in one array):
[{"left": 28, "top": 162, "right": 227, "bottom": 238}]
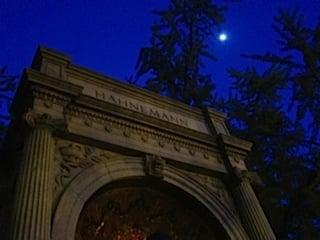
[
  {"left": 5, "top": 47, "right": 276, "bottom": 240},
  {"left": 232, "top": 173, "right": 276, "bottom": 240},
  {"left": 10, "top": 124, "right": 54, "bottom": 240}
]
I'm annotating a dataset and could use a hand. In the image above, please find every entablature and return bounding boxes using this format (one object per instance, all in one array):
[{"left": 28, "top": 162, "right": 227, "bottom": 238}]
[{"left": 12, "top": 46, "right": 253, "bottom": 176}]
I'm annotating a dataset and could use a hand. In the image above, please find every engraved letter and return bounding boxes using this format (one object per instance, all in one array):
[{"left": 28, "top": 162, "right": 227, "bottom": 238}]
[
  {"left": 149, "top": 109, "right": 160, "bottom": 119},
  {"left": 95, "top": 90, "right": 105, "bottom": 100}
]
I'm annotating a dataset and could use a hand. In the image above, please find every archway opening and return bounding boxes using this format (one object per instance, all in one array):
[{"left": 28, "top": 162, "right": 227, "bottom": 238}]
[{"left": 75, "top": 177, "right": 229, "bottom": 240}]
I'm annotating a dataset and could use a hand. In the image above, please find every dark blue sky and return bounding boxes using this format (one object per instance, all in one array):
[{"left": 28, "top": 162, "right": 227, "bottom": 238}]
[{"left": 1, "top": 0, "right": 320, "bottom": 96}]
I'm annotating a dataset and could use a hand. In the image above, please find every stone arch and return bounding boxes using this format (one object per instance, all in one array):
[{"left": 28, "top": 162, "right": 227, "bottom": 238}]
[{"left": 51, "top": 156, "right": 248, "bottom": 240}]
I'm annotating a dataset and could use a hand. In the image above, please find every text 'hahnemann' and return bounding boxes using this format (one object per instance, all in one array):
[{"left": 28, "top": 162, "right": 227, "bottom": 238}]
[{"left": 95, "top": 90, "right": 189, "bottom": 127}]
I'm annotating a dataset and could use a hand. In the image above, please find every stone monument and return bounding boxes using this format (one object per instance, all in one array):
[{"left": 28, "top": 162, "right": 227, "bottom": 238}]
[{"left": 1, "top": 47, "right": 276, "bottom": 239}]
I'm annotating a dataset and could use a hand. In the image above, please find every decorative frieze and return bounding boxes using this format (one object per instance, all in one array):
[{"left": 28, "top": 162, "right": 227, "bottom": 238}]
[
  {"left": 31, "top": 86, "right": 70, "bottom": 106},
  {"left": 54, "top": 139, "right": 119, "bottom": 194},
  {"left": 64, "top": 104, "right": 222, "bottom": 166}
]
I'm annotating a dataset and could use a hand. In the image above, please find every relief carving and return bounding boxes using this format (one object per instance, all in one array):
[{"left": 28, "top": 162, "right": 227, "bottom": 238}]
[
  {"left": 173, "top": 143, "right": 181, "bottom": 152},
  {"left": 177, "top": 169, "right": 227, "bottom": 203},
  {"left": 123, "top": 129, "right": 131, "bottom": 137},
  {"left": 233, "top": 167, "right": 263, "bottom": 186},
  {"left": 54, "top": 140, "right": 116, "bottom": 193},
  {"left": 145, "top": 155, "right": 165, "bottom": 178},
  {"left": 24, "top": 110, "right": 66, "bottom": 131},
  {"left": 44, "top": 100, "right": 53, "bottom": 108},
  {"left": 32, "top": 86, "right": 70, "bottom": 107},
  {"left": 104, "top": 124, "right": 112, "bottom": 133},
  {"left": 140, "top": 133, "right": 148, "bottom": 143},
  {"left": 64, "top": 105, "right": 221, "bottom": 166},
  {"left": 188, "top": 149, "right": 195, "bottom": 156},
  {"left": 158, "top": 139, "right": 165, "bottom": 148},
  {"left": 84, "top": 119, "right": 93, "bottom": 127}
]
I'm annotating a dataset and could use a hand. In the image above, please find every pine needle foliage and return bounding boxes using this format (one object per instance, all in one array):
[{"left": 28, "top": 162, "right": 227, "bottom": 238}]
[
  {"left": 224, "top": 8, "right": 320, "bottom": 239},
  {"left": 0, "top": 67, "right": 16, "bottom": 142},
  {"left": 135, "top": 0, "right": 225, "bottom": 107}
]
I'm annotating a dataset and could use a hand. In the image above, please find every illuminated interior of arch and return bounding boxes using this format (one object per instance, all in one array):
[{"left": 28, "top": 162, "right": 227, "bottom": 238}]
[{"left": 75, "top": 179, "right": 226, "bottom": 240}]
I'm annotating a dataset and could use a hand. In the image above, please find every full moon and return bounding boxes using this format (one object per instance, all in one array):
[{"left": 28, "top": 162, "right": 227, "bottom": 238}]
[{"left": 218, "top": 33, "right": 227, "bottom": 42}]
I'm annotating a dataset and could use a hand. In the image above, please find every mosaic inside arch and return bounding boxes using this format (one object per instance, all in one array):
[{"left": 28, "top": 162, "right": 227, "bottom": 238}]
[{"left": 75, "top": 185, "right": 218, "bottom": 240}]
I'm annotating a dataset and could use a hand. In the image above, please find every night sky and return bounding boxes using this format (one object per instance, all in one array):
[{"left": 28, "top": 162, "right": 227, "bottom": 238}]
[{"left": 1, "top": 0, "right": 320, "bottom": 97}]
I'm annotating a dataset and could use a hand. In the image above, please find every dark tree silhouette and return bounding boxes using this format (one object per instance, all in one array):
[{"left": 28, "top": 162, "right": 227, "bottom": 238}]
[
  {"left": 0, "top": 67, "right": 16, "bottom": 143},
  {"left": 135, "top": 0, "right": 225, "bottom": 107},
  {"left": 223, "top": 8, "right": 320, "bottom": 239}
]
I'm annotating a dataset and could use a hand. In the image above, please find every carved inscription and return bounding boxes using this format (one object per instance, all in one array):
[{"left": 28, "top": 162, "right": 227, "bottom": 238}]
[
  {"left": 67, "top": 77, "right": 212, "bottom": 133},
  {"left": 95, "top": 89, "right": 189, "bottom": 127}
]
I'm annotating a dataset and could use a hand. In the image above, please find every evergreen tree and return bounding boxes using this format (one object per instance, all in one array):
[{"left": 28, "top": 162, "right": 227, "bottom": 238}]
[
  {"left": 224, "top": 8, "right": 320, "bottom": 239},
  {"left": 0, "top": 67, "right": 16, "bottom": 143},
  {"left": 244, "top": 8, "right": 320, "bottom": 140},
  {"left": 135, "top": 0, "right": 225, "bottom": 106}
]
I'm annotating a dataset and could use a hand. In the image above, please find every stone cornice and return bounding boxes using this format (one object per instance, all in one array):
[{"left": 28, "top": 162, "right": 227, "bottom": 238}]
[
  {"left": 64, "top": 103, "right": 218, "bottom": 154},
  {"left": 66, "top": 72, "right": 213, "bottom": 133},
  {"left": 26, "top": 47, "right": 233, "bottom": 136},
  {"left": 66, "top": 65, "right": 205, "bottom": 119},
  {"left": 23, "top": 67, "right": 221, "bottom": 148},
  {"left": 63, "top": 104, "right": 227, "bottom": 173},
  {"left": 31, "top": 46, "right": 71, "bottom": 70},
  {"left": 26, "top": 69, "right": 83, "bottom": 97},
  {"left": 73, "top": 94, "right": 216, "bottom": 145},
  {"left": 31, "top": 85, "right": 71, "bottom": 106},
  {"left": 220, "top": 134, "right": 253, "bottom": 153}
]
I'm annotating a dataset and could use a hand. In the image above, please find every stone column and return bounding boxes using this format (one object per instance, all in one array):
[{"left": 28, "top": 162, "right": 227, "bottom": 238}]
[
  {"left": 232, "top": 169, "right": 276, "bottom": 240},
  {"left": 10, "top": 112, "right": 60, "bottom": 240}
]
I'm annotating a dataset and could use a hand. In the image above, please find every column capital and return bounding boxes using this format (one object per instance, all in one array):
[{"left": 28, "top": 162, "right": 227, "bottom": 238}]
[
  {"left": 24, "top": 110, "right": 67, "bottom": 131},
  {"left": 233, "top": 167, "right": 263, "bottom": 186}
]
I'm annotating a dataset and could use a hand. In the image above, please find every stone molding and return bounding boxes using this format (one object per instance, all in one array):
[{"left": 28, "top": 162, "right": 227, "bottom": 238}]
[
  {"left": 26, "top": 68, "right": 83, "bottom": 97},
  {"left": 24, "top": 110, "right": 67, "bottom": 131},
  {"left": 182, "top": 170, "right": 238, "bottom": 216},
  {"left": 51, "top": 156, "right": 249, "bottom": 240},
  {"left": 7, "top": 47, "right": 277, "bottom": 240},
  {"left": 64, "top": 104, "right": 223, "bottom": 165},
  {"left": 220, "top": 134, "right": 253, "bottom": 152},
  {"left": 233, "top": 167, "right": 263, "bottom": 186},
  {"left": 31, "top": 86, "right": 71, "bottom": 107},
  {"left": 53, "top": 139, "right": 121, "bottom": 201}
]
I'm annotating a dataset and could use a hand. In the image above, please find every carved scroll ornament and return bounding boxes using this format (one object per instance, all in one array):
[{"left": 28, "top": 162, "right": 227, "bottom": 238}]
[
  {"left": 54, "top": 141, "right": 113, "bottom": 192},
  {"left": 24, "top": 110, "right": 67, "bottom": 131}
]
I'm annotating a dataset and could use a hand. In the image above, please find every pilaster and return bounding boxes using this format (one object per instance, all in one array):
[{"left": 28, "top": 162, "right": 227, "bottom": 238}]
[
  {"left": 10, "top": 111, "right": 64, "bottom": 240},
  {"left": 231, "top": 169, "right": 276, "bottom": 240},
  {"left": 217, "top": 134, "right": 276, "bottom": 239}
]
